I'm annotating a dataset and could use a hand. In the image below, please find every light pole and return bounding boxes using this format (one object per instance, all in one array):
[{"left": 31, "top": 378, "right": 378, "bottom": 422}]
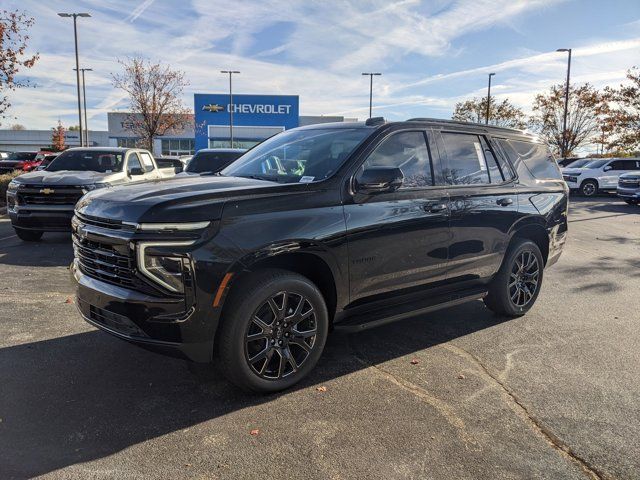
[
  {"left": 221, "top": 70, "right": 240, "bottom": 148},
  {"left": 58, "top": 12, "right": 91, "bottom": 147},
  {"left": 485, "top": 72, "right": 495, "bottom": 125},
  {"left": 362, "top": 72, "right": 381, "bottom": 118},
  {"left": 557, "top": 48, "right": 572, "bottom": 158},
  {"left": 74, "top": 68, "right": 92, "bottom": 146}
]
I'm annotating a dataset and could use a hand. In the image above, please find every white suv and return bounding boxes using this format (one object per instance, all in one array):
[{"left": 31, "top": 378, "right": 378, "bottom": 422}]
[{"left": 562, "top": 158, "right": 640, "bottom": 196}]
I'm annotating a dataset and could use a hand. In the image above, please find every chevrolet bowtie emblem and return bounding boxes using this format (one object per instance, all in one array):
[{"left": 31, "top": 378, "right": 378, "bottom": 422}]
[
  {"left": 40, "top": 188, "right": 55, "bottom": 194},
  {"left": 202, "top": 103, "right": 224, "bottom": 112}
]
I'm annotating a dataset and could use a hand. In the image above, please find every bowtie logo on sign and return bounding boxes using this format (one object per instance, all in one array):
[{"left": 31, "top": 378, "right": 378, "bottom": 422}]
[{"left": 202, "top": 104, "right": 225, "bottom": 113}]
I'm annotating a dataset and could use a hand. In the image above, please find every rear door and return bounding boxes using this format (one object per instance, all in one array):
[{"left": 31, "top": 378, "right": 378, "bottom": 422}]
[
  {"left": 344, "top": 129, "right": 451, "bottom": 303},
  {"left": 437, "top": 130, "right": 518, "bottom": 281}
]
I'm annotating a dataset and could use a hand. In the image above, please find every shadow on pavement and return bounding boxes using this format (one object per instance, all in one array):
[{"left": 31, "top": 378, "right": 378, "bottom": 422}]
[
  {"left": 0, "top": 232, "right": 73, "bottom": 268},
  {"left": 0, "top": 300, "right": 503, "bottom": 478}
]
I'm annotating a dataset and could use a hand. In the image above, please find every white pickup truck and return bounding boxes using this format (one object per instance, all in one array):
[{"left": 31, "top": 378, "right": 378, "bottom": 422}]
[{"left": 6, "top": 147, "right": 177, "bottom": 241}]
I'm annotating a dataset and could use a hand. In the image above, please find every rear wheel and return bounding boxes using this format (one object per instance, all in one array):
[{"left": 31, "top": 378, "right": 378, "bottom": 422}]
[
  {"left": 14, "top": 228, "right": 43, "bottom": 242},
  {"left": 579, "top": 179, "right": 598, "bottom": 197},
  {"left": 484, "top": 239, "right": 544, "bottom": 317},
  {"left": 217, "top": 269, "right": 329, "bottom": 393}
]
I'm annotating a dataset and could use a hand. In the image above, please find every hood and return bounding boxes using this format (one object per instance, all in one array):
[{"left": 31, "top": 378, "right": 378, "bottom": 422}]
[
  {"left": 619, "top": 172, "right": 640, "bottom": 180},
  {"left": 561, "top": 168, "right": 585, "bottom": 175},
  {"left": 75, "top": 175, "right": 294, "bottom": 224},
  {"left": 12, "top": 170, "right": 117, "bottom": 185}
]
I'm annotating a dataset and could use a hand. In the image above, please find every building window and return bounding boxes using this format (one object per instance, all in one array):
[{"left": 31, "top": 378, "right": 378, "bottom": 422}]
[
  {"left": 117, "top": 138, "right": 139, "bottom": 148},
  {"left": 161, "top": 138, "right": 194, "bottom": 156},
  {"left": 209, "top": 139, "right": 260, "bottom": 149}
]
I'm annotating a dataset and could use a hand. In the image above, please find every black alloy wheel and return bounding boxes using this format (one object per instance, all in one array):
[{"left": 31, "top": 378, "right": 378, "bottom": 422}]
[
  {"left": 244, "top": 291, "right": 317, "bottom": 380},
  {"left": 580, "top": 180, "right": 598, "bottom": 197},
  {"left": 508, "top": 251, "right": 540, "bottom": 308}
]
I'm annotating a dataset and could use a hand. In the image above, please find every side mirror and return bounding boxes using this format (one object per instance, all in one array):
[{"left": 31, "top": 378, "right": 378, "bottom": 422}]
[
  {"left": 355, "top": 167, "right": 404, "bottom": 194},
  {"left": 128, "top": 167, "right": 144, "bottom": 176},
  {"left": 603, "top": 165, "right": 612, "bottom": 172}
]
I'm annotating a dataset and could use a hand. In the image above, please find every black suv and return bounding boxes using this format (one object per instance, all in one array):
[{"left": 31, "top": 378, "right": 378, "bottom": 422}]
[{"left": 71, "top": 118, "right": 568, "bottom": 392}]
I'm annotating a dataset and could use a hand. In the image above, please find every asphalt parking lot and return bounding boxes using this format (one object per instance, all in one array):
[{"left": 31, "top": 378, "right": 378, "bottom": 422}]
[{"left": 0, "top": 196, "right": 639, "bottom": 480}]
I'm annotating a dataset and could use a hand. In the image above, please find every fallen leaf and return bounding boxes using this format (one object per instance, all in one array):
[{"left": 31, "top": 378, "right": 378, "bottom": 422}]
[
  {"left": 250, "top": 429, "right": 260, "bottom": 436},
  {"left": 458, "top": 374, "right": 465, "bottom": 380},
  {"left": 316, "top": 386, "right": 327, "bottom": 392},
  {"left": 410, "top": 358, "right": 419, "bottom": 365},
  {"left": 184, "top": 463, "right": 191, "bottom": 467},
  {"left": 64, "top": 297, "right": 73, "bottom": 304}
]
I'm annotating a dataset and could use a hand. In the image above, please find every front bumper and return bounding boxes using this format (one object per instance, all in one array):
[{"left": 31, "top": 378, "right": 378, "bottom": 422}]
[
  {"left": 73, "top": 262, "right": 216, "bottom": 362},
  {"left": 8, "top": 204, "right": 75, "bottom": 231},
  {"left": 616, "top": 187, "right": 640, "bottom": 199}
]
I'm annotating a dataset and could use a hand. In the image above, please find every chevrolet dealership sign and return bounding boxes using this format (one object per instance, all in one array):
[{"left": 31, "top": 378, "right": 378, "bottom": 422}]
[{"left": 194, "top": 93, "right": 299, "bottom": 150}]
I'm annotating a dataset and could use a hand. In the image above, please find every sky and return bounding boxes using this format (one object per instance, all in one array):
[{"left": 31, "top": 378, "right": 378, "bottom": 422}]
[{"left": 3, "top": 0, "right": 640, "bottom": 133}]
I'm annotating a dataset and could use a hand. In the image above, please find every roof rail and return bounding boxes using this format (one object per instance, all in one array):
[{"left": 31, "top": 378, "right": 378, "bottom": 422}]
[
  {"left": 365, "top": 117, "right": 386, "bottom": 126},
  {"left": 406, "top": 117, "right": 526, "bottom": 134}
]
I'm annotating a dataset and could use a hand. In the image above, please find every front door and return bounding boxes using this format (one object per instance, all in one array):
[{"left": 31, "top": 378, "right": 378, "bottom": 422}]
[
  {"left": 344, "top": 129, "right": 451, "bottom": 304},
  {"left": 437, "top": 131, "right": 518, "bottom": 282},
  {"left": 600, "top": 159, "right": 640, "bottom": 188}
]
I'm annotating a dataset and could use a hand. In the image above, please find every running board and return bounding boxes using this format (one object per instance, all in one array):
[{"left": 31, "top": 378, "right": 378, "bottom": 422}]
[{"left": 334, "top": 289, "right": 488, "bottom": 333}]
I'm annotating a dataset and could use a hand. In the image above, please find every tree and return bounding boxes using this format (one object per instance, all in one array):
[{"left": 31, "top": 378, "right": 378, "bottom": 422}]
[
  {"left": 529, "top": 83, "right": 606, "bottom": 158},
  {"left": 111, "top": 57, "right": 191, "bottom": 151},
  {"left": 9, "top": 123, "right": 25, "bottom": 130},
  {"left": 51, "top": 120, "right": 65, "bottom": 151},
  {"left": 68, "top": 125, "right": 80, "bottom": 131},
  {"left": 452, "top": 96, "right": 527, "bottom": 129},
  {"left": 0, "top": 10, "right": 39, "bottom": 124},
  {"left": 604, "top": 67, "right": 640, "bottom": 153}
]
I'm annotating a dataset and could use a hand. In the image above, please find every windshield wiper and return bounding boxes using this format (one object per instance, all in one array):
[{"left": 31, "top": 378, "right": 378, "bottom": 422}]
[{"left": 236, "top": 174, "right": 279, "bottom": 182}]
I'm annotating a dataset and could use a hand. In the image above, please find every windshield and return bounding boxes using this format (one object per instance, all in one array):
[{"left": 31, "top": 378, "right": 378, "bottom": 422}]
[
  {"left": 47, "top": 150, "right": 125, "bottom": 172},
  {"left": 583, "top": 159, "right": 608, "bottom": 169},
  {"left": 186, "top": 151, "right": 244, "bottom": 174},
  {"left": 222, "top": 128, "right": 372, "bottom": 183},
  {"left": 6, "top": 152, "right": 37, "bottom": 161},
  {"left": 565, "top": 159, "right": 590, "bottom": 168}
]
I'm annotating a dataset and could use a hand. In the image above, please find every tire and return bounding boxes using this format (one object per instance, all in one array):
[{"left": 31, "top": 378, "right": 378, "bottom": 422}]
[
  {"left": 579, "top": 179, "right": 598, "bottom": 197},
  {"left": 14, "top": 228, "right": 43, "bottom": 242},
  {"left": 484, "top": 238, "right": 544, "bottom": 317},
  {"left": 216, "top": 269, "right": 329, "bottom": 393},
  {"left": 624, "top": 199, "right": 638, "bottom": 205}
]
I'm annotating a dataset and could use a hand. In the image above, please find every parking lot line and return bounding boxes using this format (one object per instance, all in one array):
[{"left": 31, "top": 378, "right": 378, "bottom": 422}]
[{"left": 0, "top": 234, "right": 17, "bottom": 242}]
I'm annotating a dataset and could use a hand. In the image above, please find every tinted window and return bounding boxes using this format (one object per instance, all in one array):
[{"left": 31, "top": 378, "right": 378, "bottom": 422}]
[
  {"left": 47, "top": 150, "right": 124, "bottom": 172},
  {"left": 363, "top": 131, "right": 433, "bottom": 188},
  {"left": 500, "top": 140, "right": 561, "bottom": 180},
  {"left": 441, "top": 133, "right": 493, "bottom": 185},
  {"left": 223, "top": 128, "right": 372, "bottom": 183},
  {"left": 610, "top": 160, "right": 639, "bottom": 171},
  {"left": 6, "top": 152, "right": 37, "bottom": 161},
  {"left": 155, "top": 158, "right": 182, "bottom": 169},
  {"left": 565, "top": 159, "right": 590, "bottom": 168},
  {"left": 139, "top": 152, "right": 155, "bottom": 172},
  {"left": 583, "top": 159, "right": 608, "bottom": 169},
  {"left": 127, "top": 153, "right": 142, "bottom": 171},
  {"left": 187, "top": 151, "right": 244, "bottom": 174}
]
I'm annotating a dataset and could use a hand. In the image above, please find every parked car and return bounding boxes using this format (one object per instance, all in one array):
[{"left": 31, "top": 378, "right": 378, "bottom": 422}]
[
  {"left": 616, "top": 172, "right": 640, "bottom": 205},
  {"left": 6, "top": 147, "right": 177, "bottom": 241},
  {"left": 560, "top": 158, "right": 591, "bottom": 170},
  {"left": 0, "top": 151, "right": 38, "bottom": 174},
  {"left": 0, "top": 151, "right": 10, "bottom": 159},
  {"left": 35, "top": 154, "right": 60, "bottom": 170},
  {"left": 71, "top": 118, "right": 568, "bottom": 393},
  {"left": 154, "top": 156, "right": 185, "bottom": 173},
  {"left": 557, "top": 157, "right": 583, "bottom": 168},
  {"left": 562, "top": 158, "right": 640, "bottom": 196},
  {"left": 180, "top": 148, "right": 246, "bottom": 175}
]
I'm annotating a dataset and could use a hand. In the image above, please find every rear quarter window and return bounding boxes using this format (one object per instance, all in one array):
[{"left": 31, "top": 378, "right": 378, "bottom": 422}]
[{"left": 499, "top": 140, "right": 561, "bottom": 180}]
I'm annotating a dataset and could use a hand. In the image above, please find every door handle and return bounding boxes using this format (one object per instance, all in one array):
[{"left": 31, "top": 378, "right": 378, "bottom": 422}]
[
  {"left": 497, "top": 197, "right": 513, "bottom": 206},
  {"left": 423, "top": 203, "right": 448, "bottom": 213}
]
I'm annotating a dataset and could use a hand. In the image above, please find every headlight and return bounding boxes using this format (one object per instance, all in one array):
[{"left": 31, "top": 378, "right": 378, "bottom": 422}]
[
  {"left": 82, "top": 183, "right": 110, "bottom": 194},
  {"left": 137, "top": 241, "right": 195, "bottom": 293},
  {"left": 7, "top": 180, "right": 20, "bottom": 192}
]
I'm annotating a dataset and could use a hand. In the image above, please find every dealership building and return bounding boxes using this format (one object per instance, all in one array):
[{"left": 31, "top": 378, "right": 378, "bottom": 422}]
[{"left": 0, "top": 93, "right": 354, "bottom": 156}]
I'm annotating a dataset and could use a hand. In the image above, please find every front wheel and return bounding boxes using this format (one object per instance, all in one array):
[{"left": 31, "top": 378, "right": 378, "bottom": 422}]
[
  {"left": 579, "top": 180, "right": 598, "bottom": 197},
  {"left": 14, "top": 228, "right": 43, "bottom": 242},
  {"left": 217, "top": 269, "right": 329, "bottom": 393},
  {"left": 484, "top": 239, "right": 544, "bottom": 317}
]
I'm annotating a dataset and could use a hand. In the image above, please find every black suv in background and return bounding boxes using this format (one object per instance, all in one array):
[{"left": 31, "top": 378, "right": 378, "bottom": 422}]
[{"left": 72, "top": 118, "right": 568, "bottom": 392}]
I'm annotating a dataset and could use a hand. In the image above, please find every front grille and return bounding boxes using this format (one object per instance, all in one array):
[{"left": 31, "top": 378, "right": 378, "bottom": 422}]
[
  {"left": 618, "top": 179, "right": 640, "bottom": 189},
  {"left": 73, "top": 234, "right": 137, "bottom": 289},
  {"left": 75, "top": 211, "right": 136, "bottom": 231},
  {"left": 18, "top": 184, "right": 84, "bottom": 206}
]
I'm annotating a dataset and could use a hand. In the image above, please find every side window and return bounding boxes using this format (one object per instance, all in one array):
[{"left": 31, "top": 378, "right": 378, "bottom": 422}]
[
  {"left": 480, "top": 137, "right": 505, "bottom": 184},
  {"left": 611, "top": 160, "right": 635, "bottom": 171},
  {"left": 127, "top": 153, "right": 142, "bottom": 172},
  {"left": 139, "top": 152, "right": 155, "bottom": 172},
  {"left": 363, "top": 131, "right": 433, "bottom": 188},
  {"left": 441, "top": 133, "right": 491, "bottom": 185},
  {"left": 500, "top": 140, "right": 561, "bottom": 180}
]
